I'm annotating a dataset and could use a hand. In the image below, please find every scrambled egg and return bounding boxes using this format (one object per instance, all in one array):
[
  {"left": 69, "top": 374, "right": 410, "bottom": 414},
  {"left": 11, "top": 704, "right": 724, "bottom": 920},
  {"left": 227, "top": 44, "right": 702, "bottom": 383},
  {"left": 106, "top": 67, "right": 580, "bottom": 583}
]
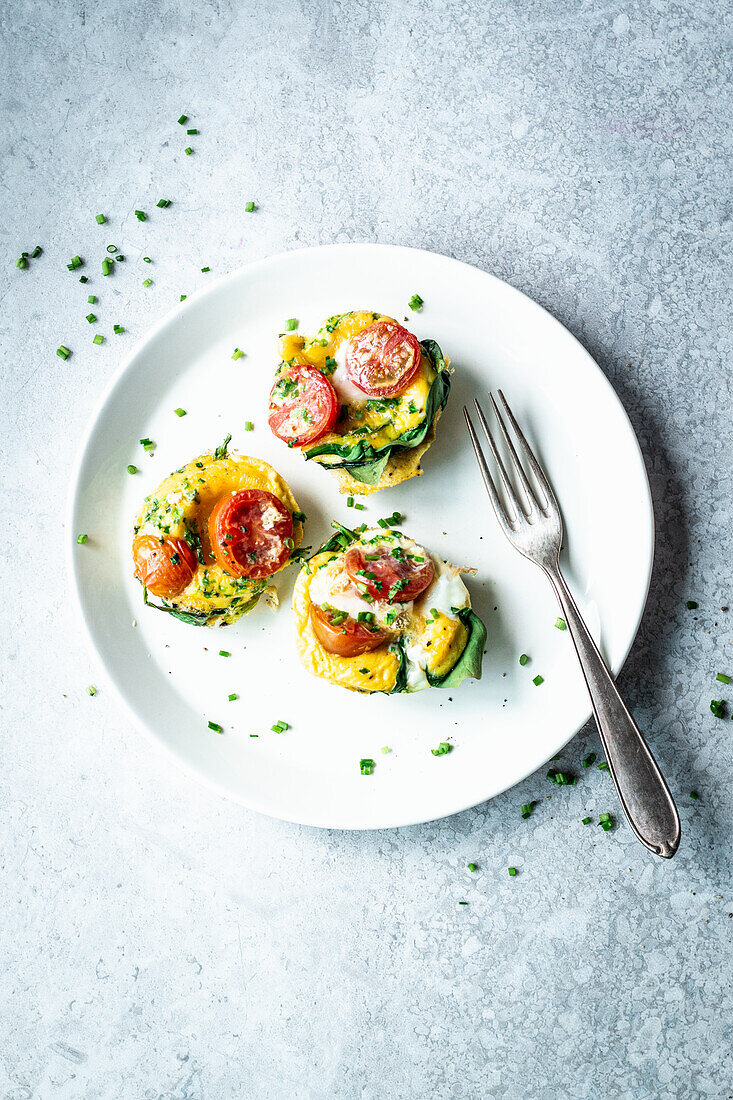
[{"left": 133, "top": 449, "right": 303, "bottom": 625}]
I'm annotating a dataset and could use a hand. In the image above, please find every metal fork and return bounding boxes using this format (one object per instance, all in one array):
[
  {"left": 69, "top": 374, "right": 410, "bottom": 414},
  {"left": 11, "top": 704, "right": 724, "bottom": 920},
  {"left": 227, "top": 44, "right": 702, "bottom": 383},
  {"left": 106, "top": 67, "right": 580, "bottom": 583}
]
[{"left": 464, "top": 391, "right": 680, "bottom": 859}]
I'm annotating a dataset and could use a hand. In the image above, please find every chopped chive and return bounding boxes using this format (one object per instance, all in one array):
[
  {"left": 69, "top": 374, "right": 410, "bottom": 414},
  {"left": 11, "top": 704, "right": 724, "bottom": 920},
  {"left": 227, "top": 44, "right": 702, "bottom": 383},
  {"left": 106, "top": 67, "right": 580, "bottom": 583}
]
[
  {"left": 346, "top": 496, "right": 354, "bottom": 508},
  {"left": 106, "top": 244, "right": 118, "bottom": 254},
  {"left": 690, "top": 791, "right": 699, "bottom": 800},
  {"left": 102, "top": 259, "right": 112, "bottom": 276},
  {"left": 142, "top": 278, "right": 153, "bottom": 287},
  {"left": 359, "top": 667, "right": 369, "bottom": 675},
  {"left": 95, "top": 214, "right": 106, "bottom": 224},
  {"left": 360, "top": 758, "right": 375, "bottom": 775},
  {"left": 508, "top": 867, "right": 517, "bottom": 877},
  {"left": 285, "top": 318, "right": 298, "bottom": 330},
  {"left": 458, "top": 901, "right": 468, "bottom": 906},
  {"left": 249, "top": 733, "right": 259, "bottom": 738},
  {"left": 581, "top": 752, "right": 596, "bottom": 767},
  {"left": 56, "top": 345, "right": 71, "bottom": 360},
  {"left": 92, "top": 334, "right": 104, "bottom": 345},
  {"left": 116, "top": 254, "right": 125, "bottom": 261},
  {"left": 87, "top": 295, "right": 96, "bottom": 304},
  {"left": 143, "top": 256, "right": 152, "bottom": 264},
  {"left": 408, "top": 293, "right": 423, "bottom": 311},
  {"left": 244, "top": 421, "right": 254, "bottom": 431},
  {"left": 555, "top": 617, "right": 567, "bottom": 630},
  {"left": 467, "top": 862, "right": 477, "bottom": 872},
  {"left": 31, "top": 245, "right": 42, "bottom": 258},
  {"left": 114, "top": 324, "right": 125, "bottom": 334},
  {"left": 201, "top": 266, "right": 210, "bottom": 272},
  {"left": 598, "top": 812, "right": 614, "bottom": 831},
  {"left": 293, "top": 511, "right": 307, "bottom": 523},
  {"left": 219, "top": 650, "right": 230, "bottom": 657},
  {"left": 134, "top": 210, "right": 146, "bottom": 221},
  {"left": 228, "top": 693, "right": 238, "bottom": 702},
  {"left": 184, "top": 146, "right": 193, "bottom": 155},
  {"left": 284, "top": 536, "right": 294, "bottom": 549},
  {"left": 157, "top": 199, "right": 172, "bottom": 208},
  {"left": 532, "top": 674, "right": 544, "bottom": 686},
  {"left": 716, "top": 672, "right": 730, "bottom": 684},
  {"left": 354, "top": 503, "right": 365, "bottom": 511},
  {"left": 186, "top": 128, "right": 198, "bottom": 134},
  {"left": 245, "top": 201, "right": 256, "bottom": 212},
  {"left": 76, "top": 533, "right": 88, "bottom": 544},
  {"left": 87, "top": 685, "right": 97, "bottom": 696},
  {"left": 126, "top": 464, "right": 137, "bottom": 475},
  {"left": 177, "top": 114, "right": 188, "bottom": 125},
  {"left": 582, "top": 816, "right": 592, "bottom": 825},
  {"left": 67, "top": 255, "right": 83, "bottom": 270},
  {"left": 174, "top": 408, "right": 187, "bottom": 417},
  {"left": 686, "top": 600, "right": 698, "bottom": 609},
  {"left": 546, "top": 767, "right": 575, "bottom": 785},
  {"left": 381, "top": 746, "right": 391, "bottom": 754},
  {"left": 710, "top": 699, "right": 726, "bottom": 718},
  {"left": 180, "top": 294, "right": 187, "bottom": 301},
  {"left": 597, "top": 761, "right": 609, "bottom": 771},
  {"left": 519, "top": 653, "right": 529, "bottom": 665},
  {"left": 521, "top": 802, "right": 535, "bottom": 818},
  {"left": 86, "top": 313, "right": 96, "bottom": 323},
  {"left": 232, "top": 347, "right": 244, "bottom": 359},
  {"left": 16, "top": 256, "right": 28, "bottom": 269},
  {"left": 208, "top": 721, "right": 223, "bottom": 733},
  {"left": 431, "top": 741, "right": 452, "bottom": 756}
]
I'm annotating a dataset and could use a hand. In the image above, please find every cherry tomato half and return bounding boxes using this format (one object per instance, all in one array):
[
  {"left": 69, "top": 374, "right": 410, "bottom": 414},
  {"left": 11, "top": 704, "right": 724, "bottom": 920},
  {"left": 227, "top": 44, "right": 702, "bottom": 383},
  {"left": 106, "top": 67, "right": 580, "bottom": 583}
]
[
  {"left": 344, "top": 321, "right": 422, "bottom": 397},
  {"left": 133, "top": 535, "right": 197, "bottom": 599},
  {"left": 344, "top": 544, "right": 434, "bottom": 603},
  {"left": 268, "top": 363, "right": 339, "bottom": 446},
  {"left": 208, "top": 489, "right": 294, "bottom": 579},
  {"left": 310, "top": 602, "right": 390, "bottom": 657}
]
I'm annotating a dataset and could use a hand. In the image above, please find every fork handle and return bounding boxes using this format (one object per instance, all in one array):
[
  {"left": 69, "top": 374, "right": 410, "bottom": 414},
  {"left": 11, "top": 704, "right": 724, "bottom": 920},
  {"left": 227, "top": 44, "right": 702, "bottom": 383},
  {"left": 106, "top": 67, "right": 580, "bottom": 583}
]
[{"left": 544, "top": 564, "right": 681, "bottom": 858}]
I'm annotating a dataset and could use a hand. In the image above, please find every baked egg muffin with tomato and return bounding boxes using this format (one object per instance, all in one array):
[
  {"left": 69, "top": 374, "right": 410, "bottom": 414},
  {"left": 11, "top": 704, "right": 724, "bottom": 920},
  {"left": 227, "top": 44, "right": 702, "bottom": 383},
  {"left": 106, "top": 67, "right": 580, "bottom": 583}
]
[
  {"left": 293, "top": 522, "right": 486, "bottom": 694},
  {"left": 268, "top": 311, "right": 451, "bottom": 494},
  {"left": 132, "top": 435, "right": 304, "bottom": 626}
]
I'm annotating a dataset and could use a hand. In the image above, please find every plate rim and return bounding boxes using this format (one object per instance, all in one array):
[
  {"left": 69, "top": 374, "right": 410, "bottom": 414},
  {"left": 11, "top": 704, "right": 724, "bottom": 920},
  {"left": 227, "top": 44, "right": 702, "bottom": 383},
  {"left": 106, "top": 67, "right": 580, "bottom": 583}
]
[{"left": 66, "top": 241, "right": 655, "bottom": 829}]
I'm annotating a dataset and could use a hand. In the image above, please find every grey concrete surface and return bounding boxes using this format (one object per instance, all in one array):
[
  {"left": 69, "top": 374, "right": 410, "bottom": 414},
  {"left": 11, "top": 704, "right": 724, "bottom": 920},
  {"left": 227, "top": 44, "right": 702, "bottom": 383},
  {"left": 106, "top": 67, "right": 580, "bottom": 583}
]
[{"left": 1, "top": 1, "right": 731, "bottom": 1097}]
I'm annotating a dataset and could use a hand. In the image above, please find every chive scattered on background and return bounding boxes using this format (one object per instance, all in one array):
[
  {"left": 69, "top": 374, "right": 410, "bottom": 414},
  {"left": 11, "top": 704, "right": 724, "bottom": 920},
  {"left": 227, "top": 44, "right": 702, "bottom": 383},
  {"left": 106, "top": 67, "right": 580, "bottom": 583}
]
[
  {"left": 93, "top": 334, "right": 104, "bottom": 345},
  {"left": 178, "top": 114, "right": 188, "bottom": 125},
  {"left": 408, "top": 293, "right": 424, "bottom": 311},
  {"left": 157, "top": 199, "right": 172, "bottom": 208},
  {"left": 582, "top": 816, "right": 592, "bottom": 825},
  {"left": 354, "top": 502, "right": 365, "bottom": 511},
  {"left": 228, "top": 693, "right": 238, "bottom": 702},
  {"left": 597, "top": 761, "right": 609, "bottom": 771},
  {"left": 174, "top": 408, "right": 187, "bottom": 417},
  {"left": 88, "top": 295, "right": 96, "bottom": 304},
  {"left": 219, "top": 650, "right": 230, "bottom": 657},
  {"left": 87, "top": 685, "right": 97, "bottom": 696},
  {"left": 546, "top": 767, "right": 575, "bottom": 785},
  {"left": 16, "top": 256, "right": 28, "bottom": 269},
  {"left": 710, "top": 699, "right": 726, "bottom": 718},
  {"left": 106, "top": 244, "right": 118, "bottom": 253},
  {"left": 102, "top": 259, "right": 112, "bottom": 276},
  {"left": 201, "top": 266, "right": 210, "bottom": 273},
  {"left": 285, "top": 318, "right": 298, "bottom": 330},
  {"left": 180, "top": 294, "right": 187, "bottom": 301},
  {"left": 271, "top": 720, "right": 289, "bottom": 733},
  {"left": 508, "top": 867, "right": 517, "bottom": 877},
  {"left": 245, "top": 201, "right": 255, "bottom": 212},
  {"left": 381, "top": 746, "right": 391, "bottom": 754},
  {"left": 208, "top": 721, "right": 223, "bottom": 733},
  {"left": 114, "top": 325, "right": 125, "bottom": 334},
  {"left": 598, "top": 812, "right": 614, "bottom": 831},
  {"left": 143, "top": 257, "right": 152, "bottom": 264},
  {"left": 127, "top": 465, "right": 137, "bottom": 475},
  {"left": 79, "top": 275, "right": 88, "bottom": 283},
  {"left": 690, "top": 791, "right": 699, "bottom": 800},
  {"left": 232, "top": 347, "right": 244, "bottom": 359},
  {"left": 31, "top": 245, "right": 42, "bottom": 257},
  {"left": 142, "top": 278, "right": 152, "bottom": 287},
  {"left": 184, "top": 146, "right": 193, "bottom": 155},
  {"left": 57, "top": 345, "right": 71, "bottom": 360},
  {"left": 582, "top": 752, "right": 596, "bottom": 767},
  {"left": 244, "top": 421, "right": 254, "bottom": 431},
  {"left": 135, "top": 210, "right": 147, "bottom": 221},
  {"left": 521, "top": 802, "right": 535, "bottom": 818},
  {"left": 95, "top": 214, "right": 106, "bottom": 224},
  {"left": 67, "top": 255, "right": 83, "bottom": 270},
  {"left": 686, "top": 600, "right": 698, "bottom": 609},
  {"left": 86, "top": 313, "right": 96, "bottom": 324},
  {"left": 347, "top": 496, "right": 354, "bottom": 508},
  {"left": 532, "top": 674, "right": 544, "bottom": 686},
  {"left": 467, "top": 862, "right": 477, "bottom": 872},
  {"left": 519, "top": 653, "right": 529, "bottom": 665},
  {"left": 716, "top": 672, "right": 730, "bottom": 684},
  {"left": 555, "top": 617, "right": 566, "bottom": 630},
  {"left": 431, "top": 741, "right": 452, "bottom": 756},
  {"left": 360, "top": 758, "right": 375, "bottom": 775},
  {"left": 76, "top": 533, "right": 88, "bottom": 544},
  {"left": 187, "top": 128, "right": 198, "bottom": 135}
]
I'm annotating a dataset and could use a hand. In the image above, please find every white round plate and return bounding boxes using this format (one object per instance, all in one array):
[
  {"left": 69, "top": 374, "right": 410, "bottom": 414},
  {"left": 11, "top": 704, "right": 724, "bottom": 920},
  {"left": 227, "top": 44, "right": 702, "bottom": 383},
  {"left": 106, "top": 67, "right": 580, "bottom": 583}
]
[{"left": 68, "top": 244, "right": 653, "bottom": 829}]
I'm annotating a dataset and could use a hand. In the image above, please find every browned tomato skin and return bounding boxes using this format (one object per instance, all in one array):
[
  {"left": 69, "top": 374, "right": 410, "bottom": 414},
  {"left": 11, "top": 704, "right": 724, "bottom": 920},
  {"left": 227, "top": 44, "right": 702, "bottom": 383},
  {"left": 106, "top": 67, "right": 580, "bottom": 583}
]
[
  {"left": 344, "top": 321, "right": 422, "bottom": 397},
  {"left": 310, "top": 603, "right": 390, "bottom": 657},
  {"left": 132, "top": 535, "right": 197, "bottom": 599},
  {"left": 208, "top": 489, "right": 294, "bottom": 579}
]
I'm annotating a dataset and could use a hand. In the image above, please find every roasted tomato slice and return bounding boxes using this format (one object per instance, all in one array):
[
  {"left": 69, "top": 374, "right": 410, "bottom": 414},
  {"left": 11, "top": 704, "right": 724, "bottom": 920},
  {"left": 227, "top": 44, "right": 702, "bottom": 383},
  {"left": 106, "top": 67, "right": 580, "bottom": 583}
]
[
  {"left": 344, "top": 321, "right": 422, "bottom": 397},
  {"left": 268, "top": 363, "right": 339, "bottom": 446},
  {"left": 208, "top": 489, "right": 294, "bottom": 579},
  {"left": 344, "top": 543, "right": 434, "bottom": 603},
  {"left": 133, "top": 535, "right": 197, "bottom": 599},
  {"left": 310, "top": 603, "right": 389, "bottom": 657}
]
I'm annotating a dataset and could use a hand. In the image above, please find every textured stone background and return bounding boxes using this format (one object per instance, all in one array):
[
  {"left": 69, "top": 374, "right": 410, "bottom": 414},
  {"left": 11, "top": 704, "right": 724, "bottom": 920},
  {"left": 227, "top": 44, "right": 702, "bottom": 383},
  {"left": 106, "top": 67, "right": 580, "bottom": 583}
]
[{"left": 1, "top": 0, "right": 731, "bottom": 1097}]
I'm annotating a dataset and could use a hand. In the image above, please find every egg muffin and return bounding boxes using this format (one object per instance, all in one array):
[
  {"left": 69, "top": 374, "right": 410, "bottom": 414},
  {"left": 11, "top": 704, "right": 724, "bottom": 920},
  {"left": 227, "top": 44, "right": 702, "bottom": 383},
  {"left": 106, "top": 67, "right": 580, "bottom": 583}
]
[
  {"left": 268, "top": 311, "right": 451, "bottom": 494},
  {"left": 132, "top": 435, "right": 305, "bottom": 626},
  {"left": 293, "top": 522, "right": 486, "bottom": 694}
]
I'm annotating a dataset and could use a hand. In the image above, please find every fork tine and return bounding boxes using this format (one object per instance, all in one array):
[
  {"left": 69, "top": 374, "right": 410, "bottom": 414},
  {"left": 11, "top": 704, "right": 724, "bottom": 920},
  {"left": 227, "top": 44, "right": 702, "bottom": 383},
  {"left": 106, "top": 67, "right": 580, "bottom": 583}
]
[
  {"left": 463, "top": 408, "right": 518, "bottom": 536},
  {"left": 488, "top": 393, "right": 539, "bottom": 518},
  {"left": 496, "top": 389, "right": 558, "bottom": 514},
  {"left": 472, "top": 398, "right": 523, "bottom": 522}
]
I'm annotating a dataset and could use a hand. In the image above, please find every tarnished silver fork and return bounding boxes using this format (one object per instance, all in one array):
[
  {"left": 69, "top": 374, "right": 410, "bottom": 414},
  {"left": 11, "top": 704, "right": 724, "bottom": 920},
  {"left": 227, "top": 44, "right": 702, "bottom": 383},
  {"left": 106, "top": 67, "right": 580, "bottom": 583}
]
[{"left": 465, "top": 391, "right": 680, "bottom": 859}]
